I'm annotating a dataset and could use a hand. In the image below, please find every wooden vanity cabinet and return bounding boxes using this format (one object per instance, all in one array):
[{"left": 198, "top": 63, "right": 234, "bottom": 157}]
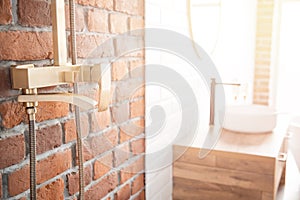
[{"left": 173, "top": 129, "right": 288, "bottom": 200}]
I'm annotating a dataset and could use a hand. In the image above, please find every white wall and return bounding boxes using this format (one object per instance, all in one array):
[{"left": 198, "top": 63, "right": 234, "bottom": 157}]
[{"left": 145, "top": 0, "right": 191, "bottom": 199}]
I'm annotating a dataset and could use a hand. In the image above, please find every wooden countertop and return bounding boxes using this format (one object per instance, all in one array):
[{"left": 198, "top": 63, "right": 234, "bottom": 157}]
[
  {"left": 176, "top": 116, "right": 290, "bottom": 158},
  {"left": 213, "top": 129, "right": 285, "bottom": 158}
]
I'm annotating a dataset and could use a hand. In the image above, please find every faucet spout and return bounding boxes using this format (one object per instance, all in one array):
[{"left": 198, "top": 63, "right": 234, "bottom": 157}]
[
  {"left": 209, "top": 78, "right": 241, "bottom": 126},
  {"left": 18, "top": 93, "right": 98, "bottom": 111},
  {"left": 209, "top": 78, "right": 217, "bottom": 126}
]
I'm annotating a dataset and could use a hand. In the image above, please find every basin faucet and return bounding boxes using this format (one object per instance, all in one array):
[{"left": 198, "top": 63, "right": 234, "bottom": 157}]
[{"left": 209, "top": 78, "right": 241, "bottom": 126}]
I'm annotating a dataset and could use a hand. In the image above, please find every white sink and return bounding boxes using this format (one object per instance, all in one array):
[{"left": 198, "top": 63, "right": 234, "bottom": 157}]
[{"left": 222, "top": 105, "right": 277, "bottom": 133}]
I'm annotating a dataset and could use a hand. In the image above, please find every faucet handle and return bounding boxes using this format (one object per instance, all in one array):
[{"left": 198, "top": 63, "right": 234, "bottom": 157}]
[
  {"left": 18, "top": 93, "right": 98, "bottom": 111},
  {"left": 11, "top": 64, "right": 80, "bottom": 89}
]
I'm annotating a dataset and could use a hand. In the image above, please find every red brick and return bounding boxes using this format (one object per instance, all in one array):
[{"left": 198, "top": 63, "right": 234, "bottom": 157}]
[
  {"left": 37, "top": 178, "right": 64, "bottom": 200},
  {"left": 88, "top": 9, "right": 108, "bottom": 33},
  {"left": 8, "top": 164, "right": 29, "bottom": 196},
  {"left": 82, "top": 129, "right": 118, "bottom": 162},
  {"left": 115, "top": 184, "right": 130, "bottom": 200},
  {"left": 67, "top": 165, "right": 92, "bottom": 195},
  {"left": 94, "top": 152, "right": 113, "bottom": 180},
  {"left": 65, "top": 5, "right": 85, "bottom": 31},
  {"left": 133, "top": 190, "right": 145, "bottom": 200},
  {"left": 129, "top": 17, "right": 144, "bottom": 31},
  {"left": 95, "top": 0, "right": 113, "bottom": 10},
  {"left": 120, "top": 119, "right": 144, "bottom": 143},
  {"left": 0, "top": 134, "right": 25, "bottom": 169},
  {"left": 131, "top": 86, "right": 145, "bottom": 99},
  {"left": 8, "top": 149, "right": 72, "bottom": 196},
  {"left": 79, "top": 113, "right": 90, "bottom": 137},
  {"left": 112, "top": 61, "right": 129, "bottom": 81},
  {"left": 255, "top": 60, "right": 271, "bottom": 65},
  {"left": 76, "top": 34, "right": 114, "bottom": 58},
  {"left": 18, "top": 0, "right": 51, "bottom": 27},
  {"left": 120, "top": 156, "right": 144, "bottom": 184},
  {"left": 131, "top": 174, "right": 144, "bottom": 195},
  {"left": 115, "top": 79, "right": 144, "bottom": 102},
  {"left": 36, "top": 124, "right": 62, "bottom": 154},
  {"left": 0, "top": 101, "right": 26, "bottom": 129},
  {"left": 254, "top": 73, "right": 270, "bottom": 80},
  {"left": 0, "top": 174, "right": 2, "bottom": 198},
  {"left": 0, "top": 31, "right": 53, "bottom": 61},
  {"left": 37, "top": 149, "right": 72, "bottom": 184},
  {"left": 114, "top": 36, "right": 144, "bottom": 59},
  {"left": 0, "top": 68, "right": 20, "bottom": 98},
  {"left": 254, "top": 87, "right": 269, "bottom": 93},
  {"left": 131, "top": 49, "right": 145, "bottom": 58},
  {"left": 114, "top": 0, "right": 144, "bottom": 16},
  {"left": 131, "top": 138, "right": 145, "bottom": 155},
  {"left": 63, "top": 115, "right": 90, "bottom": 143},
  {"left": 84, "top": 172, "right": 118, "bottom": 200},
  {"left": 64, "top": 118, "right": 77, "bottom": 143},
  {"left": 114, "top": 143, "right": 131, "bottom": 167},
  {"left": 90, "top": 109, "right": 111, "bottom": 133},
  {"left": 105, "top": 128, "right": 119, "bottom": 147},
  {"left": 76, "top": 0, "right": 90, "bottom": 5},
  {"left": 129, "top": 60, "right": 145, "bottom": 79},
  {"left": 0, "top": 0, "right": 12, "bottom": 24},
  {"left": 253, "top": 98, "right": 269, "bottom": 105},
  {"left": 77, "top": 82, "right": 100, "bottom": 102},
  {"left": 36, "top": 102, "right": 69, "bottom": 122},
  {"left": 77, "top": 0, "right": 113, "bottom": 10},
  {"left": 111, "top": 102, "right": 130, "bottom": 124},
  {"left": 109, "top": 13, "right": 128, "bottom": 33},
  {"left": 130, "top": 99, "right": 145, "bottom": 118}
]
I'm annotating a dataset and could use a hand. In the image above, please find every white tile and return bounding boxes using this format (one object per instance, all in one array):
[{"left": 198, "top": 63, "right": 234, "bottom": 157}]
[
  {"left": 145, "top": 4, "right": 161, "bottom": 26},
  {"left": 160, "top": 181, "right": 173, "bottom": 200},
  {"left": 146, "top": 166, "right": 172, "bottom": 198}
]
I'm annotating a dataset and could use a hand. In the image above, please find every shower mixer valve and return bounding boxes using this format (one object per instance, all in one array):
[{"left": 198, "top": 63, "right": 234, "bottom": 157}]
[{"left": 10, "top": 63, "right": 111, "bottom": 111}]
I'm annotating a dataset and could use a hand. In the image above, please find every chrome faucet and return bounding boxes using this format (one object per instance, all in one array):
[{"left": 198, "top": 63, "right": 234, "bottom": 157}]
[{"left": 209, "top": 78, "right": 241, "bottom": 126}]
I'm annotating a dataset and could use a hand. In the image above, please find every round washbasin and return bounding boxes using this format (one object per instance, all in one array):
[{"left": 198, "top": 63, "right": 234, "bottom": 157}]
[{"left": 223, "top": 105, "right": 277, "bottom": 133}]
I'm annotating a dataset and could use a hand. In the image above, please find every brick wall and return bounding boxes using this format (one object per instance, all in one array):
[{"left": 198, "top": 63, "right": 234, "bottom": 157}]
[
  {"left": 253, "top": 0, "right": 275, "bottom": 105},
  {"left": 0, "top": 0, "right": 145, "bottom": 199}
]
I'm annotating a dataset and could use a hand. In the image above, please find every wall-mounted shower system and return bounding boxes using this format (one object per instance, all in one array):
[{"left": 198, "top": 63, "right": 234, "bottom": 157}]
[
  {"left": 10, "top": 1, "right": 111, "bottom": 199},
  {"left": 11, "top": 63, "right": 110, "bottom": 200},
  {"left": 11, "top": 61, "right": 110, "bottom": 200}
]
